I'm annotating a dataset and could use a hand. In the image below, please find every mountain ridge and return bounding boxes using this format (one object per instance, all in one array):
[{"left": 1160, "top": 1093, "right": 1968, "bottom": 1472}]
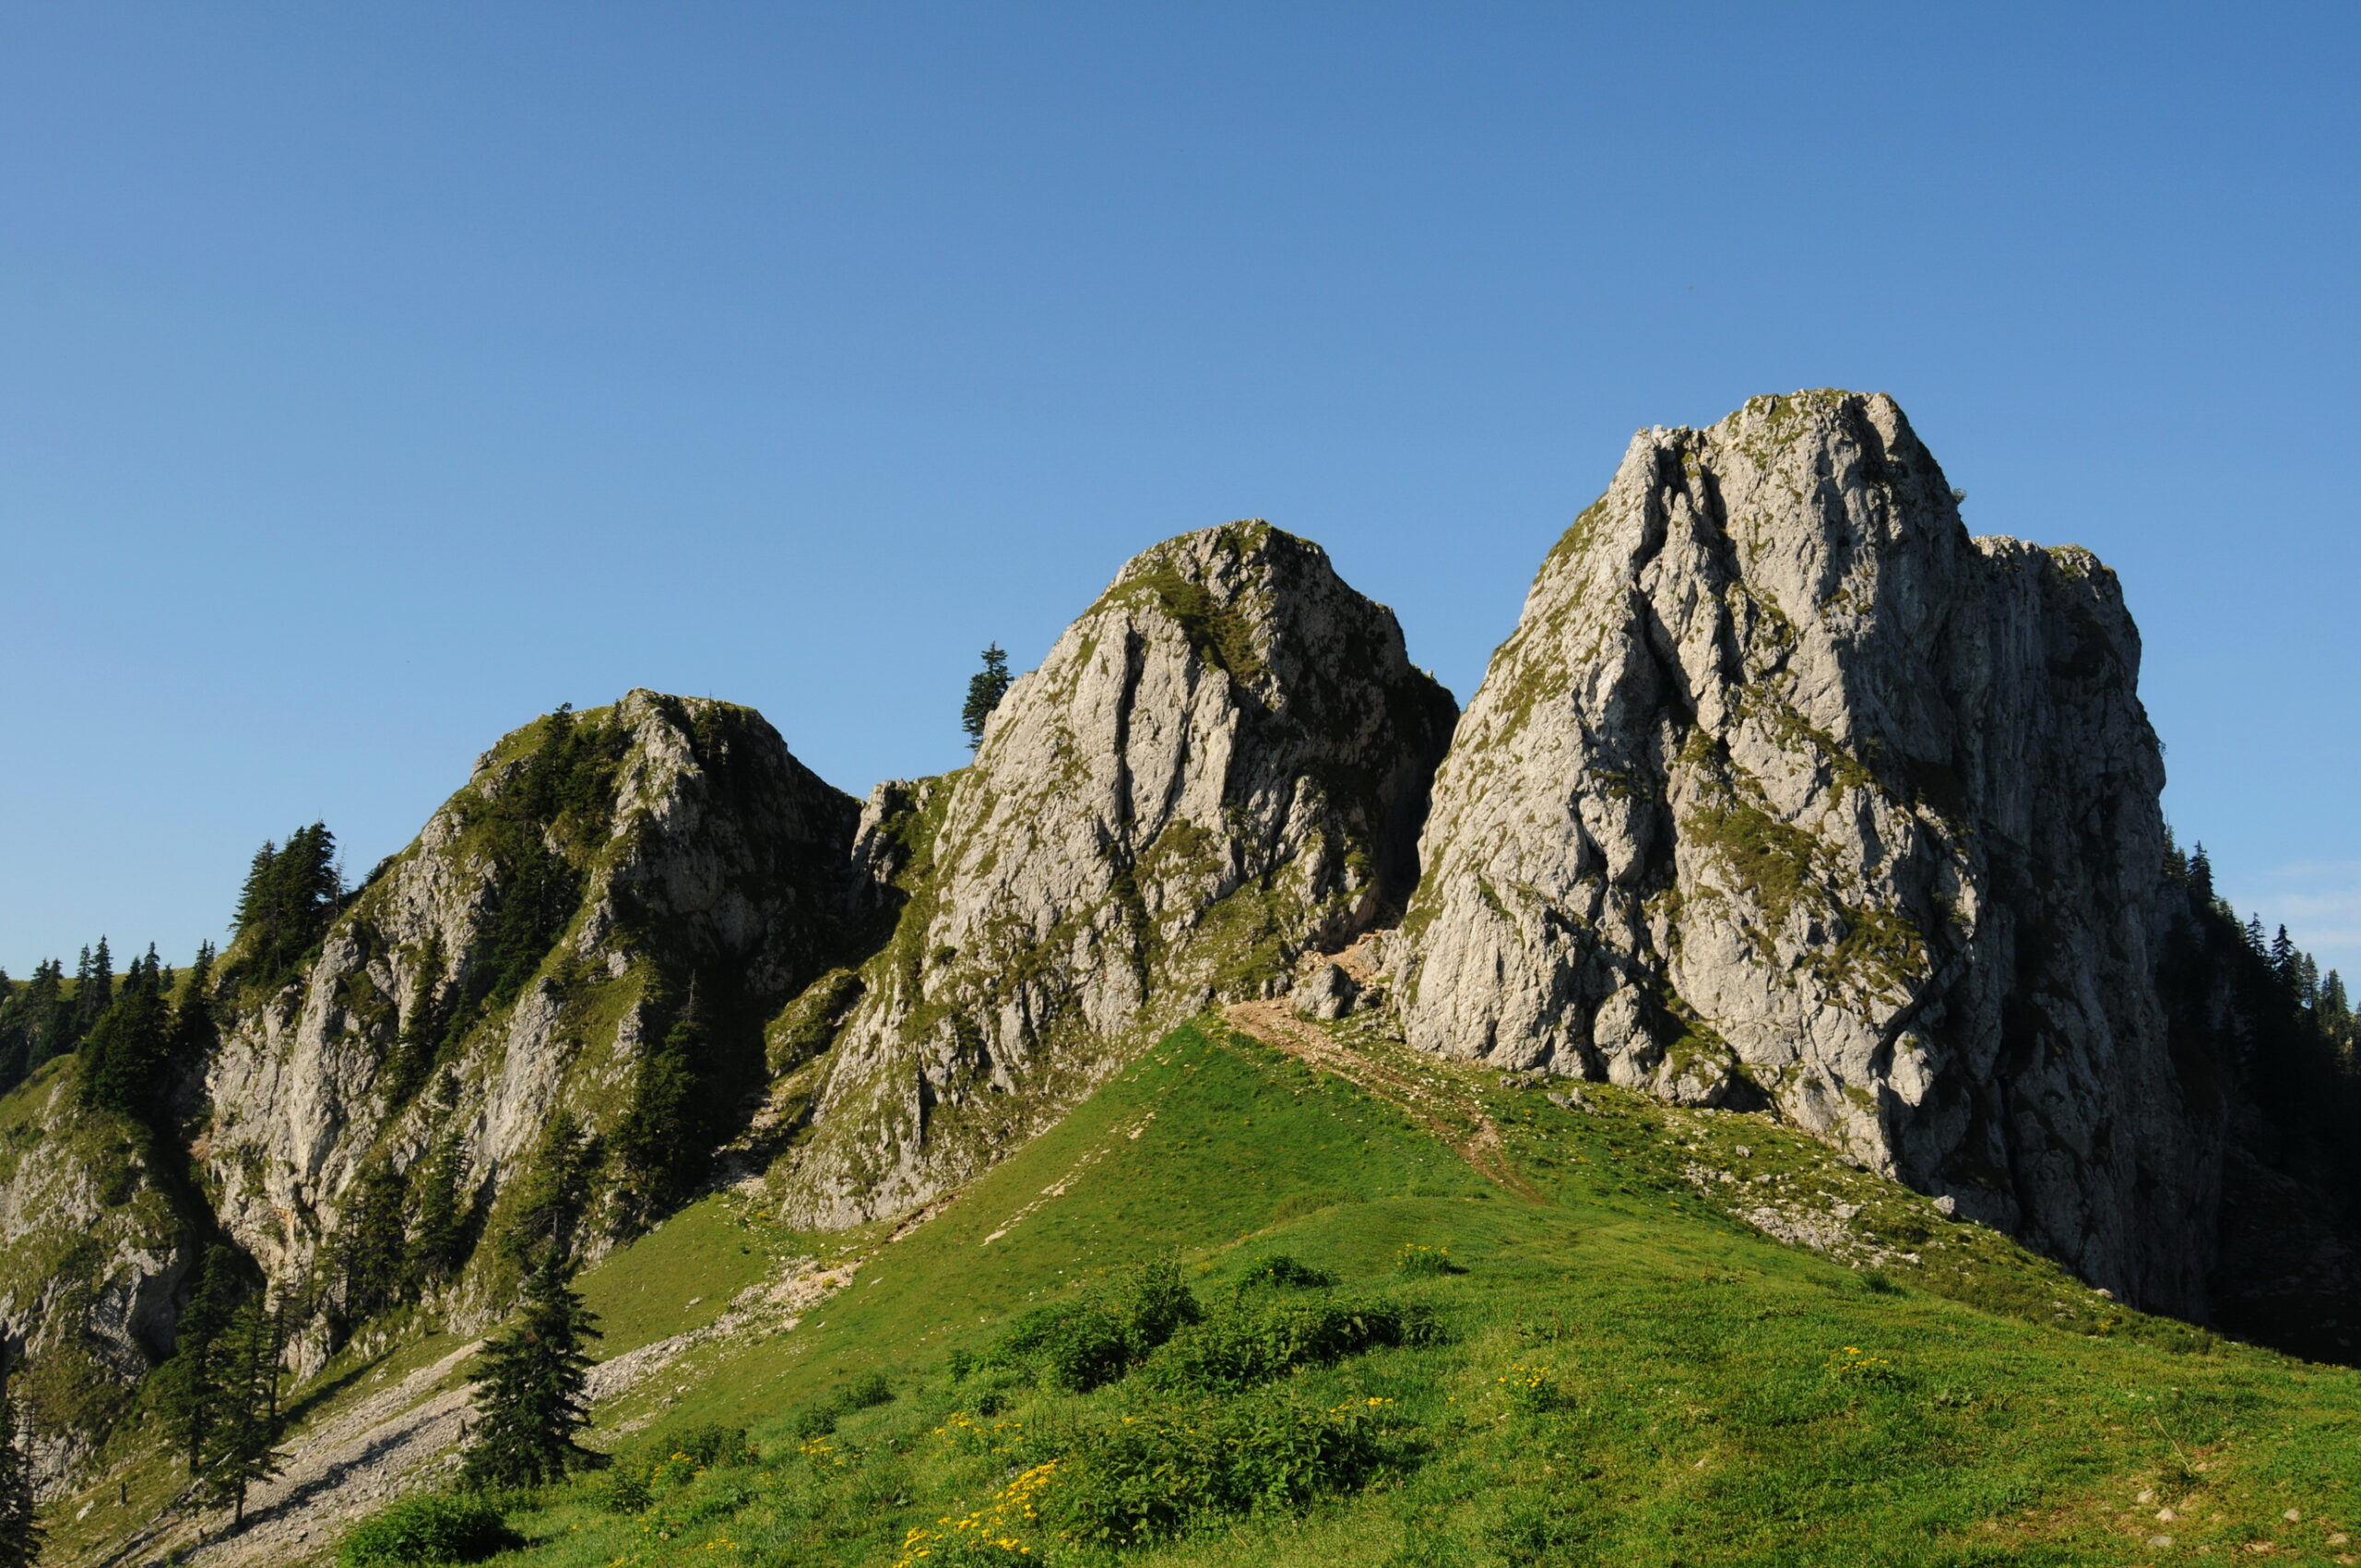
[{"left": 6, "top": 391, "right": 2360, "bottom": 1563}]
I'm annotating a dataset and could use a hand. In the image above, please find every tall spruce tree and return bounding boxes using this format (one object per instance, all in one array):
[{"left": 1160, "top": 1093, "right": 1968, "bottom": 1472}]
[
  {"left": 2272, "top": 924, "right": 2301, "bottom": 985},
  {"left": 154, "top": 1246, "right": 244, "bottom": 1477},
  {"left": 333, "top": 1168, "right": 411, "bottom": 1325},
  {"left": 459, "top": 1262, "right": 599, "bottom": 1490},
  {"left": 384, "top": 935, "right": 445, "bottom": 1106},
  {"left": 961, "top": 644, "right": 1014, "bottom": 751},
  {"left": 499, "top": 1113, "right": 597, "bottom": 1274},
  {"left": 0, "top": 970, "right": 18, "bottom": 1099},
  {"left": 2324, "top": 969, "right": 2354, "bottom": 1050},
  {"left": 230, "top": 824, "right": 342, "bottom": 992},
  {"left": 611, "top": 993, "right": 709, "bottom": 1223},
  {"left": 408, "top": 1134, "right": 472, "bottom": 1286},
  {"left": 169, "top": 943, "right": 218, "bottom": 1066},
  {"left": 0, "top": 1345, "right": 40, "bottom": 1568},
  {"left": 20, "top": 962, "right": 67, "bottom": 1069},
  {"left": 80, "top": 938, "right": 113, "bottom": 1035},
  {"left": 198, "top": 1298, "right": 283, "bottom": 1527},
  {"left": 77, "top": 960, "right": 171, "bottom": 1124}
]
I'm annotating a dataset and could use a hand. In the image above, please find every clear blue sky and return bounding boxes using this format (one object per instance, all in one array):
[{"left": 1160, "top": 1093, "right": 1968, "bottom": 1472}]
[{"left": 4, "top": 4, "right": 2355, "bottom": 977}]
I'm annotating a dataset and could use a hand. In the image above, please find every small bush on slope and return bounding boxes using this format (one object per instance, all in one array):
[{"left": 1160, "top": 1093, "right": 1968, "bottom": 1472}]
[
  {"left": 1137, "top": 1295, "right": 1438, "bottom": 1395},
  {"left": 787, "top": 1370, "right": 894, "bottom": 1439},
  {"left": 337, "top": 1492, "right": 518, "bottom": 1566},
  {"left": 976, "top": 1259, "right": 1201, "bottom": 1392},
  {"left": 1040, "top": 1386, "right": 1411, "bottom": 1547}
]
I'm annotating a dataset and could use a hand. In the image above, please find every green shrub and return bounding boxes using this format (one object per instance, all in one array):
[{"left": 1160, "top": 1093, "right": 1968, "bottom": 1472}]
[
  {"left": 1042, "top": 1388, "right": 1407, "bottom": 1545},
  {"left": 840, "top": 1371, "right": 893, "bottom": 1412},
  {"left": 600, "top": 1467, "right": 651, "bottom": 1515},
  {"left": 1232, "top": 1253, "right": 1336, "bottom": 1294},
  {"left": 789, "top": 1371, "right": 896, "bottom": 1438},
  {"left": 338, "top": 1492, "right": 520, "bottom": 1566},
  {"left": 1139, "top": 1297, "right": 1436, "bottom": 1395},
  {"left": 669, "top": 1421, "right": 759, "bottom": 1468},
  {"left": 1394, "top": 1243, "right": 1459, "bottom": 1277},
  {"left": 600, "top": 1420, "right": 761, "bottom": 1514},
  {"left": 980, "top": 1260, "right": 1202, "bottom": 1393},
  {"left": 1000, "top": 1297, "right": 1141, "bottom": 1393}
]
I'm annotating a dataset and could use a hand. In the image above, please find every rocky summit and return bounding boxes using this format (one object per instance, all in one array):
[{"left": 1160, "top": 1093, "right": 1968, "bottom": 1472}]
[
  {"left": 1395, "top": 391, "right": 2208, "bottom": 1311},
  {"left": 777, "top": 520, "right": 1458, "bottom": 1228}
]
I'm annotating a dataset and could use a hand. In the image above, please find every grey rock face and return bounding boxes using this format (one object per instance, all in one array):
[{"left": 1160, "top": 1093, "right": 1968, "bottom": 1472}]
[
  {"left": 0, "top": 1064, "right": 187, "bottom": 1485},
  {"left": 1397, "top": 391, "right": 2212, "bottom": 1311},
  {"left": 202, "top": 690, "right": 859, "bottom": 1302},
  {"left": 782, "top": 521, "right": 1456, "bottom": 1227}
]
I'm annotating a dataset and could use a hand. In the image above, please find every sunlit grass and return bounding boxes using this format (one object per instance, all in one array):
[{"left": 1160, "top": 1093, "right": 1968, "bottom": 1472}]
[{"left": 321, "top": 1020, "right": 2361, "bottom": 1564}]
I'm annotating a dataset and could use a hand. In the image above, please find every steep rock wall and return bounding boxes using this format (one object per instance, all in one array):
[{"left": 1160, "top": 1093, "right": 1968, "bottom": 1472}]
[
  {"left": 201, "top": 690, "right": 860, "bottom": 1301},
  {"left": 781, "top": 521, "right": 1456, "bottom": 1227},
  {"left": 1397, "top": 391, "right": 2213, "bottom": 1311},
  {"left": 0, "top": 1060, "right": 188, "bottom": 1481}
]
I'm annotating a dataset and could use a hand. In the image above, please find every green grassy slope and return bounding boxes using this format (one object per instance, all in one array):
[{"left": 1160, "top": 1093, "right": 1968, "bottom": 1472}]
[{"left": 406, "top": 1019, "right": 2361, "bottom": 1568}]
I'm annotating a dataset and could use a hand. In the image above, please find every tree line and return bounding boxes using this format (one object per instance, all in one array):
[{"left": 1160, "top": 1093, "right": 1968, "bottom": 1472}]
[{"left": 2163, "top": 839, "right": 2361, "bottom": 1236}]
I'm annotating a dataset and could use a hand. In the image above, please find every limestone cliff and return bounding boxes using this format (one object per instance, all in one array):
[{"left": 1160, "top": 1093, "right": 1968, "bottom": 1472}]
[
  {"left": 199, "top": 690, "right": 860, "bottom": 1309},
  {"left": 777, "top": 521, "right": 1457, "bottom": 1227},
  {"left": 0, "top": 1060, "right": 188, "bottom": 1479},
  {"left": 1395, "top": 391, "right": 2213, "bottom": 1312}
]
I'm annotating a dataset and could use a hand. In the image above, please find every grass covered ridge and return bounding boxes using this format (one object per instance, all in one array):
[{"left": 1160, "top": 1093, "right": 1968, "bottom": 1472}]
[{"left": 279, "top": 1016, "right": 2361, "bottom": 1567}]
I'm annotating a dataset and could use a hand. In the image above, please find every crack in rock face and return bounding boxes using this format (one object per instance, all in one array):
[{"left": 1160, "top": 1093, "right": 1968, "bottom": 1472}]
[{"left": 1395, "top": 390, "right": 2213, "bottom": 1314}]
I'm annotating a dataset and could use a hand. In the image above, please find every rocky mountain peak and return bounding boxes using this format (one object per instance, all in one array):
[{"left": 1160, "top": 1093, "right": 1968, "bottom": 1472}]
[
  {"left": 777, "top": 520, "right": 1458, "bottom": 1227},
  {"left": 1394, "top": 390, "right": 2208, "bottom": 1310},
  {"left": 201, "top": 691, "right": 861, "bottom": 1299}
]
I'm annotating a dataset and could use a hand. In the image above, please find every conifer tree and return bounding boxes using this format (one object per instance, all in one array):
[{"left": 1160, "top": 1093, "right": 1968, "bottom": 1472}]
[
  {"left": 0, "top": 970, "right": 19, "bottom": 1099},
  {"left": 962, "top": 644, "right": 1014, "bottom": 751},
  {"left": 169, "top": 943, "right": 218, "bottom": 1066},
  {"left": 198, "top": 1298, "right": 283, "bottom": 1527},
  {"left": 77, "top": 972, "right": 171, "bottom": 1124},
  {"left": 612, "top": 994, "right": 708, "bottom": 1221},
  {"left": 231, "top": 841, "right": 279, "bottom": 962},
  {"left": 334, "top": 1168, "right": 411, "bottom": 1325},
  {"left": 408, "top": 1134, "right": 472, "bottom": 1286},
  {"left": 499, "top": 1113, "right": 598, "bottom": 1274},
  {"left": 80, "top": 938, "right": 113, "bottom": 1034},
  {"left": 154, "top": 1245, "right": 244, "bottom": 1476},
  {"left": 230, "top": 825, "right": 342, "bottom": 992},
  {"left": 2272, "top": 925, "right": 2300, "bottom": 987},
  {"left": 20, "top": 963, "right": 65, "bottom": 1070},
  {"left": 459, "top": 1262, "right": 599, "bottom": 1490},
  {"left": 384, "top": 935, "right": 445, "bottom": 1105},
  {"left": 0, "top": 1345, "right": 40, "bottom": 1568}
]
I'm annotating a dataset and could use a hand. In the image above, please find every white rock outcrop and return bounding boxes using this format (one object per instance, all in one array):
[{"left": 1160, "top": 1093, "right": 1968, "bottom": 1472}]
[
  {"left": 782, "top": 521, "right": 1456, "bottom": 1226},
  {"left": 1396, "top": 391, "right": 2212, "bottom": 1310}
]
